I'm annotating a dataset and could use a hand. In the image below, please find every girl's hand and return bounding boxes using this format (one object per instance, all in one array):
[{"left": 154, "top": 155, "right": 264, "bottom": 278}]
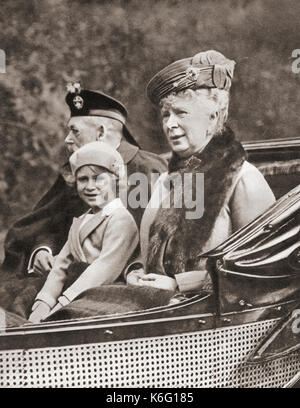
[
  {"left": 47, "top": 296, "right": 70, "bottom": 318},
  {"left": 28, "top": 301, "right": 51, "bottom": 324},
  {"left": 48, "top": 302, "right": 63, "bottom": 316}
]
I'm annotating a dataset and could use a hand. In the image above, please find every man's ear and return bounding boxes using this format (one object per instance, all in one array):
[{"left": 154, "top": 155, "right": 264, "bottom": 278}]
[{"left": 96, "top": 124, "right": 106, "bottom": 141}]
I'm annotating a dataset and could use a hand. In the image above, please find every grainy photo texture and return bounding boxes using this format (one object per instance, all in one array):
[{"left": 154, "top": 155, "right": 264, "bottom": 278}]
[{"left": 0, "top": 0, "right": 300, "bottom": 390}]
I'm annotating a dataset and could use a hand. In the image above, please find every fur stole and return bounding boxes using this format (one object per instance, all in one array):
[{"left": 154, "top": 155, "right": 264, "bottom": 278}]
[{"left": 146, "top": 126, "right": 246, "bottom": 277}]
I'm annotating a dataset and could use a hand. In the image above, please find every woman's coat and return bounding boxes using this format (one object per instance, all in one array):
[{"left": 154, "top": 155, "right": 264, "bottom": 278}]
[{"left": 137, "top": 128, "right": 276, "bottom": 293}]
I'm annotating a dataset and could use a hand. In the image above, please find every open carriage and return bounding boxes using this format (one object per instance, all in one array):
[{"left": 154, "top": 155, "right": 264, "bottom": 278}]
[{"left": 1, "top": 138, "right": 300, "bottom": 388}]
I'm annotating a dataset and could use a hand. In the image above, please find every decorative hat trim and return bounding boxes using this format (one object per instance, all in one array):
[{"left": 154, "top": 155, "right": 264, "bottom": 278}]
[
  {"left": 66, "top": 82, "right": 81, "bottom": 94},
  {"left": 73, "top": 95, "right": 84, "bottom": 110},
  {"left": 146, "top": 50, "right": 236, "bottom": 105}
]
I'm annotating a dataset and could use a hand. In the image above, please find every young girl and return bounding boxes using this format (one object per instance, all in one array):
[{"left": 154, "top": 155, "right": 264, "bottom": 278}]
[{"left": 29, "top": 141, "right": 139, "bottom": 323}]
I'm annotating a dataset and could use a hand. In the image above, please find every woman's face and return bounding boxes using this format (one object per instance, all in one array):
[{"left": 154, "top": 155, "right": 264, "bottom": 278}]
[
  {"left": 160, "top": 93, "right": 219, "bottom": 158},
  {"left": 76, "top": 166, "right": 117, "bottom": 212}
]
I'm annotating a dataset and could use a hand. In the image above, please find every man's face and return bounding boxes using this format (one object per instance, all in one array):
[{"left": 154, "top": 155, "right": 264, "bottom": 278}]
[
  {"left": 65, "top": 117, "right": 99, "bottom": 154},
  {"left": 160, "top": 94, "right": 218, "bottom": 158},
  {"left": 76, "top": 166, "right": 117, "bottom": 212}
]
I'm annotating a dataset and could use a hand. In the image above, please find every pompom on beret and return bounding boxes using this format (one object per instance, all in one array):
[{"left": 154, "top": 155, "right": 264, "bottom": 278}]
[{"left": 146, "top": 50, "right": 235, "bottom": 105}]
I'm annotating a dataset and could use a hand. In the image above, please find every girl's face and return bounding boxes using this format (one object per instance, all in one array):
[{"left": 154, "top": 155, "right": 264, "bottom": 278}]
[{"left": 76, "top": 166, "right": 117, "bottom": 212}]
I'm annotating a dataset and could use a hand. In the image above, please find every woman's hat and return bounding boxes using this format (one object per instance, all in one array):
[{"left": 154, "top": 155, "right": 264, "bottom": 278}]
[
  {"left": 69, "top": 141, "right": 124, "bottom": 177},
  {"left": 147, "top": 50, "right": 235, "bottom": 105}
]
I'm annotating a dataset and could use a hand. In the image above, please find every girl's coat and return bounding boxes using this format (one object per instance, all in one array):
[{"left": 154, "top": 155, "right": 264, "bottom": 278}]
[{"left": 36, "top": 199, "right": 139, "bottom": 308}]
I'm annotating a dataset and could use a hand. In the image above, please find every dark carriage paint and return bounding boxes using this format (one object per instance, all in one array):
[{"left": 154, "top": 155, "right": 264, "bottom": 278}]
[
  {"left": 244, "top": 137, "right": 300, "bottom": 162},
  {"left": 0, "top": 296, "right": 296, "bottom": 351}
]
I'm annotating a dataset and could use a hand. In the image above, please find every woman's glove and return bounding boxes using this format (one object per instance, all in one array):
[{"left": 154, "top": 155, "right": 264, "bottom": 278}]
[
  {"left": 127, "top": 269, "right": 177, "bottom": 291},
  {"left": 138, "top": 273, "right": 177, "bottom": 291},
  {"left": 126, "top": 268, "right": 147, "bottom": 286},
  {"left": 28, "top": 301, "right": 51, "bottom": 324}
]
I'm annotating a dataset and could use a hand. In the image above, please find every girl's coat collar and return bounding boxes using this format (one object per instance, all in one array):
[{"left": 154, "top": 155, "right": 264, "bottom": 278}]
[{"left": 68, "top": 198, "right": 124, "bottom": 260}]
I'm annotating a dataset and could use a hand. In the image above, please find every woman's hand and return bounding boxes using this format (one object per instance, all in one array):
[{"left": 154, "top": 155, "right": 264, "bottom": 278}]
[
  {"left": 126, "top": 268, "right": 147, "bottom": 286},
  {"left": 138, "top": 273, "right": 177, "bottom": 291},
  {"left": 127, "top": 270, "right": 177, "bottom": 291},
  {"left": 28, "top": 301, "right": 51, "bottom": 324}
]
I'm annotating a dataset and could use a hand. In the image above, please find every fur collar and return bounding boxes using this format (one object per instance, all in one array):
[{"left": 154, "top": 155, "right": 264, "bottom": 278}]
[{"left": 146, "top": 126, "right": 246, "bottom": 277}]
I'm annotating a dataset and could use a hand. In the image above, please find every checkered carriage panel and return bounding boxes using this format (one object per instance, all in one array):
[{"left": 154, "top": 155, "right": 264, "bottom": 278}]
[{"left": 0, "top": 319, "right": 299, "bottom": 387}]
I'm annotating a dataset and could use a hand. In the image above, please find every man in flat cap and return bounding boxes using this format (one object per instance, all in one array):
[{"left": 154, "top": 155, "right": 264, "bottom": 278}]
[{"left": 1, "top": 84, "right": 167, "bottom": 286}]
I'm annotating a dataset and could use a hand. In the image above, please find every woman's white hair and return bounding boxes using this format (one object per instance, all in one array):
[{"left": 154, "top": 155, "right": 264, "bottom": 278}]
[{"left": 160, "top": 87, "right": 230, "bottom": 135}]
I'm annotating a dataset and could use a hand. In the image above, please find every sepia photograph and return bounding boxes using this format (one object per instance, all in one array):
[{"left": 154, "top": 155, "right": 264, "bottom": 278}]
[{"left": 0, "top": 0, "right": 300, "bottom": 390}]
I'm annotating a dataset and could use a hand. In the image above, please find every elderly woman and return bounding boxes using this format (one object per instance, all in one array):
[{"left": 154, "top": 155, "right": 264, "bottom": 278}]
[{"left": 127, "top": 50, "right": 276, "bottom": 294}]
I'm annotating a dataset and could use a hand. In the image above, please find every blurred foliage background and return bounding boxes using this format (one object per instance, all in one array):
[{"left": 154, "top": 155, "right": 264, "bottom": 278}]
[{"left": 0, "top": 0, "right": 300, "bottom": 233}]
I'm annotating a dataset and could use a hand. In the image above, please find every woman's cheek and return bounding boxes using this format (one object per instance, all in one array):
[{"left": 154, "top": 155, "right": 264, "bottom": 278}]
[{"left": 162, "top": 119, "right": 168, "bottom": 133}]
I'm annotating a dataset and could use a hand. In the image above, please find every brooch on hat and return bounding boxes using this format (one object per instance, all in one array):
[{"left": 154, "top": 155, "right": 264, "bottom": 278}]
[
  {"left": 185, "top": 66, "right": 201, "bottom": 81},
  {"left": 66, "top": 82, "right": 84, "bottom": 110},
  {"left": 173, "top": 66, "right": 200, "bottom": 88}
]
